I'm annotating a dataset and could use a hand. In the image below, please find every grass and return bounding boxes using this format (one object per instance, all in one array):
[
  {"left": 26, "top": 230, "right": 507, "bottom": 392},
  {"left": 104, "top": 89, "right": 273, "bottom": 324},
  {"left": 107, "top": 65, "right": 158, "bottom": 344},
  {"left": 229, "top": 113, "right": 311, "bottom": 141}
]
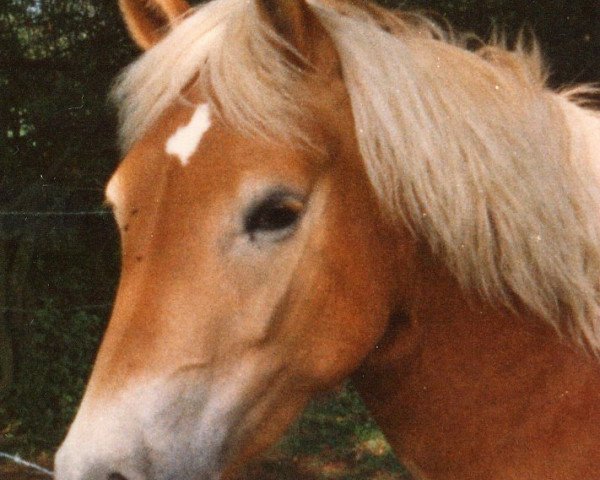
[{"left": 252, "top": 383, "right": 411, "bottom": 480}]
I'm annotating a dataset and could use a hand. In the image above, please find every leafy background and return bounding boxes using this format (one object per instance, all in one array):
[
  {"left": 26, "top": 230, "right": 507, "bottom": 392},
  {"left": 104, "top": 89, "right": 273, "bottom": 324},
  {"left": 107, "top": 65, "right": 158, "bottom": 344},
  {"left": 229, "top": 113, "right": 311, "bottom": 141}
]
[{"left": 1, "top": 0, "right": 598, "bottom": 477}]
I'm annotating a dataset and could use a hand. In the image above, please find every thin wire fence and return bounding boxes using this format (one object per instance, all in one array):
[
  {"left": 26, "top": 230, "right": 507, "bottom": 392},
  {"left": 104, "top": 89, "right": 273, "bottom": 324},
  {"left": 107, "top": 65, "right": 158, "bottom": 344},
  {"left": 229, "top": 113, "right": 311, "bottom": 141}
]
[
  {"left": 0, "top": 208, "right": 115, "bottom": 233},
  {"left": 0, "top": 451, "right": 53, "bottom": 477},
  {"left": 0, "top": 211, "right": 110, "bottom": 216},
  {"left": 0, "top": 208, "right": 118, "bottom": 314},
  {"left": 0, "top": 304, "right": 113, "bottom": 314},
  {"left": 1, "top": 208, "right": 113, "bottom": 474}
]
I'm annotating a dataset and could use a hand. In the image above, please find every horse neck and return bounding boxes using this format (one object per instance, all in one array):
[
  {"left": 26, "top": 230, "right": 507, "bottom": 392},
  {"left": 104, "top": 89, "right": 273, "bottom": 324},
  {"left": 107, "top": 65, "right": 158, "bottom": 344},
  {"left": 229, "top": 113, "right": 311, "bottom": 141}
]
[{"left": 354, "top": 250, "right": 600, "bottom": 480}]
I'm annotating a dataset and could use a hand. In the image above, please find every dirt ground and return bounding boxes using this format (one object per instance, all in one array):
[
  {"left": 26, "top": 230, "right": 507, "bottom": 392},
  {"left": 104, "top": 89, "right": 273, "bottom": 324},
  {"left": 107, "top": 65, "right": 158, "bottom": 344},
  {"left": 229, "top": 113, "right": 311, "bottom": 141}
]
[{"left": 0, "top": 463, "right": 50, "bottom": 480}]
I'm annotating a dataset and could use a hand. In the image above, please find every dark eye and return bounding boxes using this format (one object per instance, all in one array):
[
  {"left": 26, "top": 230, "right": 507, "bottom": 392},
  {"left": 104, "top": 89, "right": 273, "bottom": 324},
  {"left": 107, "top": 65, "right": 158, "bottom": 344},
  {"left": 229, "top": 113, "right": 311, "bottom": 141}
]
[{"left": 244, "top": 193, "right": 304, "bottom": 239}]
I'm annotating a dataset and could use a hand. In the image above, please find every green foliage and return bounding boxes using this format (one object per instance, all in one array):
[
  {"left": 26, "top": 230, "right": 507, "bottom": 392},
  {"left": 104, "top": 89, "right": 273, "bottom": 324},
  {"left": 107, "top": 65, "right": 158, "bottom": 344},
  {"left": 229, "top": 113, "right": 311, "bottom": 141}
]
[
  {"left": 396, "top": 0, "right": 599, "bottom": 86},
  {"left": 275, "top": 385, "right": 407, "bottom": 479},
  {"left": 282, "top": 386, "right": 379, "bottom": 455},
  {"left": 1, "top": 305, "right": 105, "bottom": 450},
  {"left": 1, "top": 0, "right": 125, "bottom": 448}
]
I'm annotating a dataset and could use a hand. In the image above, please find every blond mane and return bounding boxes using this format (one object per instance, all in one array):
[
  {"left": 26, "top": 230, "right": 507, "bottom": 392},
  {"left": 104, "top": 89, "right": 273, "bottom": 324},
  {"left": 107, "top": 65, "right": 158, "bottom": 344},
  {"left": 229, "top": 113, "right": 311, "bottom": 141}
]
[{"left": 112, "top": 0, "right": 600, "bottom": 352}]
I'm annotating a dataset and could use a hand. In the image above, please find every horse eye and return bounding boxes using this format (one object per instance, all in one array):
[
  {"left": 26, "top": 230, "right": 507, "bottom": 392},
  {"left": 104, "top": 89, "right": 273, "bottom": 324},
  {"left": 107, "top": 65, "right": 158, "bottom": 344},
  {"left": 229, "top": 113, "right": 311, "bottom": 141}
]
[{"left": 244, "top": 194, "right": 304, "bottom": 238}]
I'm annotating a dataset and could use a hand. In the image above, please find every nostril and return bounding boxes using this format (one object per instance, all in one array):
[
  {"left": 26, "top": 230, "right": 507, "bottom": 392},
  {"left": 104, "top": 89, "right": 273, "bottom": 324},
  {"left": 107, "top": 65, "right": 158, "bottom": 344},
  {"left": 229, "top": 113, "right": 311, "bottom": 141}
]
[{"left": 107, "top": 473, "right": 129, "bottom": 480}]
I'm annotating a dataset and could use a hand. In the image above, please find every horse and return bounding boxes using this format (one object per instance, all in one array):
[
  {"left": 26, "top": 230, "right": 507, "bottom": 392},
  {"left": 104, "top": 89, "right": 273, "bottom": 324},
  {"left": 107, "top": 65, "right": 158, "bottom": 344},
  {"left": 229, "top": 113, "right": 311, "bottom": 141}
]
[{"left": 54, "top": 0, "right": 600, "bottom": 479}]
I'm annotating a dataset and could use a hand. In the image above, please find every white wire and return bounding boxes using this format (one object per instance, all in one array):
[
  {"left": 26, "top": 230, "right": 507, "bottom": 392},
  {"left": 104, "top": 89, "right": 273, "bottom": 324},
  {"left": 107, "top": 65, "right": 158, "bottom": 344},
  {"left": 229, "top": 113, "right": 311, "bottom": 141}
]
[
  {"left": 0, "top": 211, "right": 110, "bottom": 216},
  {"left": 0, "top": 451, "right": 54, "bottom": 477}
]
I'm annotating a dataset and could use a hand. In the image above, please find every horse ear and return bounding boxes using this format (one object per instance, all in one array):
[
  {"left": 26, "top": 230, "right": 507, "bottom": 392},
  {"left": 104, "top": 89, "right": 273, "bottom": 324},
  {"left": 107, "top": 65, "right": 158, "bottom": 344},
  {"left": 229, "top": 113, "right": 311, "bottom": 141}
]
[
  {"left": 119, "top": 0, "right": 191, "bottom": 50},
  {"left": 255, "top": 0, "right": 339, "bottom": 74}
]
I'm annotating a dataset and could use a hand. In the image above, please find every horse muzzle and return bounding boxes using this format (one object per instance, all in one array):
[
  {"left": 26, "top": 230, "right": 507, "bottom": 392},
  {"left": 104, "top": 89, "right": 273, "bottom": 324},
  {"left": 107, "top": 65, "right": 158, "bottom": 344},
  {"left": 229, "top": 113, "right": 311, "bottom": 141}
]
[{"left": 54, "top": 378, "right": 230, "bottom": 480}]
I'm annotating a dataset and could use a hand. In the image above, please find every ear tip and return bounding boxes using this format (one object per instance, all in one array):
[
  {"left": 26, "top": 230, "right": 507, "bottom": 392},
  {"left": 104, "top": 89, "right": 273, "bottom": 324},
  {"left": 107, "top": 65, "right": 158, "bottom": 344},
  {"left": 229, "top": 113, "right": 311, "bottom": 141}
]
[
  {"left": 255, "top": 0, "right": 340, "bottom": 72},
  {"left": 256, "top": 0, "right": 313, "bottom": 23},
  {"left": 119, "top": 0, "right": 192, "bottom": 50},
  {"left": 255, "top": 0, "right": 317, "bottom": 47}
]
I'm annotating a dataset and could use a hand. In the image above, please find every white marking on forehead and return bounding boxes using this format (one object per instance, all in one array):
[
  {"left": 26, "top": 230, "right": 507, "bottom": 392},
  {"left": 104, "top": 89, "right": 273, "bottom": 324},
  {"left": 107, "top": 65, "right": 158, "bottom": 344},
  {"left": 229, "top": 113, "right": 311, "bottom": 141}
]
[{"left": 166, "top": 103, "right": 212, "bottom": 166}]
